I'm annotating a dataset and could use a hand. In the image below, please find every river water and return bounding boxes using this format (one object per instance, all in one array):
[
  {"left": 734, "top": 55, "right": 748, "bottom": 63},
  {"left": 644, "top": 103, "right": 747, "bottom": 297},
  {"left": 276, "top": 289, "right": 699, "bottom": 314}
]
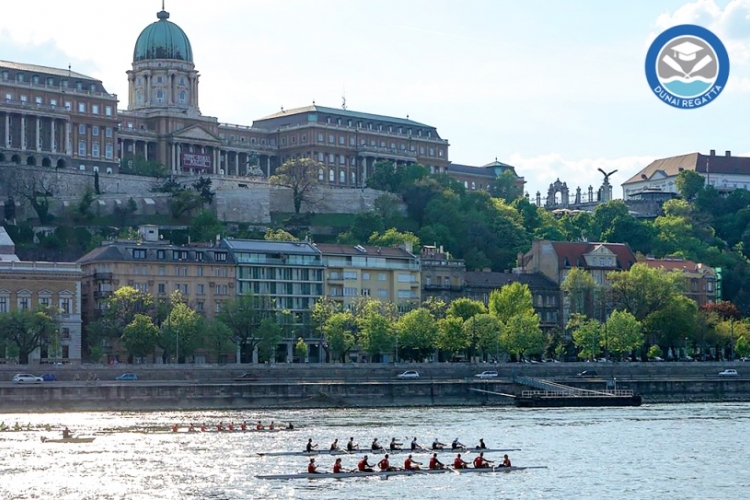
[{"left": 1, "top": 403, "right": 748, "bottom": 500}]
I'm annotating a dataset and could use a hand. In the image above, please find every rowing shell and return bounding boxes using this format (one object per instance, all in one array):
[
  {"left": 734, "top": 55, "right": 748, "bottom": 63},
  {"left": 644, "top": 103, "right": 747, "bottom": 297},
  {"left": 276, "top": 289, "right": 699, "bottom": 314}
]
[
  {"left": 257, "top": 447, "right": 519, "bottom": 457},
  {"left": 41, "top": 436, "right": 96, "bottom": 443},
  {"left": 256, "top": 465, "right": 546, "bottom": 480}
]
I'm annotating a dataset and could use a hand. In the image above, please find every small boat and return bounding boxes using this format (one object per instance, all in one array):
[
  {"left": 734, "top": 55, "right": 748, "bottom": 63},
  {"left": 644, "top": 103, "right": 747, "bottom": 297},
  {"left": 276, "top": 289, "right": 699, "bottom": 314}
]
[
  {"left": 256, "top": 465, "right": 546, "bottom": 480},
  {"left": 41, "top": 436, "right": 96, "bottom": 444},
  {"left": 257, "top": 447, "right": 519, "bottom": 457}
]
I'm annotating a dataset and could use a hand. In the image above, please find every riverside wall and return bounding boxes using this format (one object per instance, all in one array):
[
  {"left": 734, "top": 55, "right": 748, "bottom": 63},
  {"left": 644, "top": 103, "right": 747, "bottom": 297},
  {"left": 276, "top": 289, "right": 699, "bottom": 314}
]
[{"left": 1, "top": 362, "right": 749, "bottom": 413}]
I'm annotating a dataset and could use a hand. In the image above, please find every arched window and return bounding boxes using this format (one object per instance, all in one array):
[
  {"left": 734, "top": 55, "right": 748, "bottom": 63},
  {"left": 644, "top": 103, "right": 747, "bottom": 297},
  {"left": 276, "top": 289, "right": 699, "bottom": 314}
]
[
  {"left": 179, "top": 91, "right": 186, "bottom": 104},
  {"left": 351, "top": 171, "right": 356, "bottom": 185},
  {"left": 339, "top": 170, "right": 345, "bottom": 183},
  {"left": 78, "top": 140, "right": 86, "bottom": 156},
  {"left": 318, "top": 169, "right": 324, "bottom": 181},
  {"left": 105, "top": 143, "right": 113, "bottom": 159},
  {"left": 92, "top": 143, "right": 100, "bottom": 157},
  {"left": 329, "top": 169, "right": 334, "bottom": 182},
  {"left": 155, "top": 90, "right": 164, "bottom": 104},
  {"left": 136, "top": 90, "right": 143, "bottom": 104}
]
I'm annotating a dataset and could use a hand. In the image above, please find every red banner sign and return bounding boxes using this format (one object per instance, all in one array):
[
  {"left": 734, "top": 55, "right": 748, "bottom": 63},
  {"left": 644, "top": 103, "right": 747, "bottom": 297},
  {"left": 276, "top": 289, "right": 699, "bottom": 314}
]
[{"left": 181, "top": 153, "right": 212, "bottom": 170}]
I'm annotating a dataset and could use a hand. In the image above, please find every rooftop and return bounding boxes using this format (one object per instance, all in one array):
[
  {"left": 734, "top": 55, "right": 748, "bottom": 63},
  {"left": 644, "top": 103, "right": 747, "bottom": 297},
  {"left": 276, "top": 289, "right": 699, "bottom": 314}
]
[
  {"left": 465, "top": 271, "right": 559, "bottom": 290},
  {"left": 254, "top": 104, "right": 435, "bottom": 129},
  {"left": 314, "top": 243, "right": 416, "bottom": 259},
  {"left": 221, "top": 239, "right": 321, "bottom": 255},
  {"left": 77, "top": 241, "right": 233, "bottom": 265},
  {"left": 0, "top": 60, "right": 97, "bottom": 81},
  {"left": 624, "top": 151, "right": 750, "bottom": 184}
]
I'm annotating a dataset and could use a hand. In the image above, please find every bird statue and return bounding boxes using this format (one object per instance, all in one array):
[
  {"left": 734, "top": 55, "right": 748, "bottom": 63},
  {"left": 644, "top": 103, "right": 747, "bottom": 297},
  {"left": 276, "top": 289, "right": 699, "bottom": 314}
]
[{"left": 598, "top": 168, "right": 618, "bottom": 184}]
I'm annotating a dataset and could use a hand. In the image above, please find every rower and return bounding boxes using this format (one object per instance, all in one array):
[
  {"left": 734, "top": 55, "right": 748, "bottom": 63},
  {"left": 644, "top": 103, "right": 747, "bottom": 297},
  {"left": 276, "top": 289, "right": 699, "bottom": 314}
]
[
  {"left": 306, "top": 438, "right": 318, "bottom": 453},
  {"left": 269, "top": 421, "right": 275, "bottom": 430},
  {"left": 240, "top": 421, "right": 247, "bottom": 431},
  {"left": 171, "top": 424, "right": 179, "bottom": 433},
  {"left": 378, "top": 453, "right": 398, "bottom": 471},
  {"left": 347, "top": 437, "right": 359, "bottom": 451},
  {"left": 453, "top": 453, "right": 469, "bottom": 469},
  {"left": 473, "top": 452, "right": 492, "bottom": 469},
  {"left": 501, "top": 454, "right": 511, "bottom": 468},
  {"left": 371, "top": 438, "right": 383, "bottom": 451},
  {"left": 451, "top": 437, "right": 465, "bottom": 450},
  {"left": 227, "top": 422, "right": 235, "bottom": 432},
  {"left": 476, "top": 438, "right": 487, "bottom": 450},
  {"left": 287, "top": 422, "right": 294, "bottom": 430},
  {"left": 411, "top": 437, "right": 425, "bottom": 451},
  {"left": 333, "top": 457, "right": 343, "bottom": 473},
  {"left": 358, "top": 455, "right": 374, "bottom": 472},
  {"left": 256, "top": 421, "right": 264, "bottom": 430},
  {"left": 432, "top": 438, "right": 446, "bottom": 450},
  {"left": 389, "top": 437, "right": 403, "bottom": 451},
  {"left": 307, "top": 458, "right": 319, "bottom": 474},
  {"left": 404, "top": 454, "right": 422, "bottom": 471},
  {"left": 200, "top": 424, "right": 207, "bottom": 432},
  {"left": 217, "top": 422, "right": 225, "bottom": 432},
  {"left": 188, "top": 424, "right": 196, "bottom": 433},
  {"left": 330, "top": 439, "right": 340, "bottom": 451},
  {"left": 62, "top": 427, "right": 72, "bottom": 439},
  {"left": 429, "top": 452, "right": 445, "bottom": 470}
]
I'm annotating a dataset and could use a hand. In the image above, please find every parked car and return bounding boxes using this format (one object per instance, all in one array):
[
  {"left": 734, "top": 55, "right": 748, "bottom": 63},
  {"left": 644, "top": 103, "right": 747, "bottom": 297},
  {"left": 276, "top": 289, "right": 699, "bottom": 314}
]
[
  {"left": 649, "top": 357, "right": 665, "bottom": 362},
  {"left": 474, "top": 371, "right": 499, "bottom": 379},
  {"left": 397, "top": 370, "right": 420, "bottom": 379},
  {"left": 718, "top": 369, "right": 739, "bottom": 377},
  {"left": 12, "top": 373, "right": 44, "bottom": 384},
  {"left": 576, "top": 370, "right": 598, "bottom": 378},
  {"left": 233, "top": 372, "right": 258, "bottom": 381},
  {"left": 115, "top": 373, "right": 138, "bottom": 381},
  {"left": 740, "top": 357, "right": 750, "bottom": 362},
  {"left": 41, "top": 373, "right": 58, "bottom": 382}
]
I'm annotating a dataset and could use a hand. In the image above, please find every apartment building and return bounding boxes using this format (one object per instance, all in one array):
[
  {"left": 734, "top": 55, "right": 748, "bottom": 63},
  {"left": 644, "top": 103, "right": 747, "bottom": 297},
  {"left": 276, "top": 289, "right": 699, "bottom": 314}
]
[
  {"left": 638, "top": 256, "right": 717, "bottom": 307},
  {"left": 0, "top": 228, "right": 82, "bottom": 363},
  {"left": 315, "top": 243, "right": 421, "bottom": 308},
  {"left": 420, "top": 245, "right": 466, "bottom": 304}
]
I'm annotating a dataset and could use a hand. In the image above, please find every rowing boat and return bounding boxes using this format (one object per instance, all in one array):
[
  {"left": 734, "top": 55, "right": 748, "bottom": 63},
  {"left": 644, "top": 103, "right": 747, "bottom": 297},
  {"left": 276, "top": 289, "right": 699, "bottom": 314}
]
[
  {"left": 256, "top": 465, "right": 546, "bottom": 480},
  {"left": 257, "top": 447, "right": 519, "bottom": 457},
  {"left": 41, "top": 436, "right": 96, "bottom": 443}
]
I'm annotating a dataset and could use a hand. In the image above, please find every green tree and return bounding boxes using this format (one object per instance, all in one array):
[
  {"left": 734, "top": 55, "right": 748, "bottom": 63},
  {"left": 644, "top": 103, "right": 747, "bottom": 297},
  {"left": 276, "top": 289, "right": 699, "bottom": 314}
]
[
  {"left": 676, "top": 170, "right": 705, "bottom": 200},
  {"left": 501, "top": 312, "right": 544, "bottom": 360},
  {"left": 113, "top": 197, "right": 139, "bottom": 228},
  {"left": 323, "top": 311, "right": 356, "bottom": 362},
  {"left": 0, "top": 307, "right": 58, "bottom": 364},
  {"left": 170, "top": 188, "right": 206, "bottom": 219},
  {"left": 560, "top": 268, "right": 597, "bottom": 317},
  {"left": 203, "top": 318, "right": 234, "bottom": 362},
  {"left": 311, "top": 297, "right": 339, "bottom": 338},
  {"left": 121, "top": 314, "right": 159, "bottom": 360},
  {"left": 216, "top": 293, "right": 276, "bottom": 363},
  {"left": 608, "top": 264, "right": 685, "bottom": 328},
  {"left": 269, "top": 158, "right": 324, "bottom": 214},
  {"left": 644, "top": 295, "right": 698, "bottom": 355},
  {"left": 647, "top": 344, "right": 663, "bottom": 359},
  {"left": 436, "top": 316, "right": 470, "bottom": 358},
  {"left": 358, "top": 304, "right": 396, "bottom": 360},
  {"left": 736, "top": 334, "right": 750, "bottom": 358},
  {"left": 120, "top": 156, "right": 169, "bottom": 177},
  {"left": 488, "top": 282, "right": 535, "bottom": 324},
  {"left": 493, "top": 170, "right": 523, "bottom": 201},
  {"left": 264, "top": 228, "right": 298, "bottom": 241},
  {"left": 93, "top": 286, "right": 155, "bottom": 343},
  {"left": 189, "top": 210, "right": 225, "bottom": 242},
  {"left": 294, "top": 337, "right": 308, "bottom": 362},
  {"left": 396, "top": 308, "right": 437, "bottom": 361},
  {"left": 368, "top": 228, "right": 419, "bottom": 249},
  {"left": 421, "top": 296, "right": 448, "bottom": 320},
  {"left": 348, "top": 211, "right": 385, "bottom": 243},
  {"left": 446, "top": 298, "right": 486, "bottom": 322},
  {"left": 256, "top": 318, "right": 282, "bottom": 363},
  {"left": 464, "top": 314, "right": 503, "bottom": 360},
  {"left": 568, "top": 313, "right": 602, "bottom": 360},
  {"left": 192, "top": 176, "right": 215, "bottom": 205},
  {"left": 603, "top": 309, "right": 643, "bottom": 359},
  {"left": 162, "top": 300, "right": 203, "bottom": 363}
]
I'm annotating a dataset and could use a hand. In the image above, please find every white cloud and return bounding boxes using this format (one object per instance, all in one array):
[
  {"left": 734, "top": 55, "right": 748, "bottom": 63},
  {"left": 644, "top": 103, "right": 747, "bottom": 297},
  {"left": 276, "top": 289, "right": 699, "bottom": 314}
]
[{"left": 509, "top": 153, "right": 657, "bottom": 203}]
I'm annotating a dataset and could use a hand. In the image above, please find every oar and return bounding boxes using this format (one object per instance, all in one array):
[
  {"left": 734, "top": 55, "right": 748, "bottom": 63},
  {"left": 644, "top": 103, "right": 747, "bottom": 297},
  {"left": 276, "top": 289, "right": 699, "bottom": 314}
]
[
  {"left": 662, "top": 55, "right": 688, "bottom": 77},
  {"left": 687, "top": 55, "right": 712, "bottom": 77}
]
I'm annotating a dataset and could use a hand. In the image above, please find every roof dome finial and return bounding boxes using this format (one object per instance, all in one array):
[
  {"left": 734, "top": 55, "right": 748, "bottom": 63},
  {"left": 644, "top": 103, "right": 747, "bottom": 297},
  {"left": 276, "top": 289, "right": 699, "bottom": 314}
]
[{"left": 157, "top": 0, "right": 170, "bottom": 21}]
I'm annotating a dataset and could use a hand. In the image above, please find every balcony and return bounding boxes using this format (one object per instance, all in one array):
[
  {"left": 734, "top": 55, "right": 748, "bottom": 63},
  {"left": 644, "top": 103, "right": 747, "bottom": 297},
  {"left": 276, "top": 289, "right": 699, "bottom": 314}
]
[
  {"left": 93, "top": 272, "right": 113, "bottom": 280},
  {"left": 423, "top": 284, "right": 464, "bottom": 291},
  {"left": 93, "top": 290, "right": 112, "bottom": 299}
]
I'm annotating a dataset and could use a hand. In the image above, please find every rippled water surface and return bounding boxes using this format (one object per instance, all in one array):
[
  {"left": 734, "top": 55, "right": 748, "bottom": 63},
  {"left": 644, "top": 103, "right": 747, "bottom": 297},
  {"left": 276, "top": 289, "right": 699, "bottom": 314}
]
[{"left": 1, "top": 403, "right": 749, "bottom": 500}]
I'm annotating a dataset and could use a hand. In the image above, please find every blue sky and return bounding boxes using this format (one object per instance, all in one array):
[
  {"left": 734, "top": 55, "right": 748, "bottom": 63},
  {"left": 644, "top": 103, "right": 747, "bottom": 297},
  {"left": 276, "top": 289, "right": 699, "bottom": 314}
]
[{"left": 1, "top": 0, "right": 749, "bottom": 199}]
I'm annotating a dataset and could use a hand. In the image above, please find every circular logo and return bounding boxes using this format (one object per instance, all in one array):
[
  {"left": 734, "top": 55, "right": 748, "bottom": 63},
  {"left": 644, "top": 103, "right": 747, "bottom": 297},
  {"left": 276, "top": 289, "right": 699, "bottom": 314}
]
[{"left": 645, "top": 24, "right": 729, "bottom": 109}]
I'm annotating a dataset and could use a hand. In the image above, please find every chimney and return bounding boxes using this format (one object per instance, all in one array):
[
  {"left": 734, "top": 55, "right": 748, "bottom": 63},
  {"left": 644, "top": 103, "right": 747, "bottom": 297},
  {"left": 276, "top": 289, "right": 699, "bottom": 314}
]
[
  {"left": 710, "top": 149, "right": 716, "bottom": 156},
  {"left": 726, "top": 150, "right": 731, "bottom": 157}
]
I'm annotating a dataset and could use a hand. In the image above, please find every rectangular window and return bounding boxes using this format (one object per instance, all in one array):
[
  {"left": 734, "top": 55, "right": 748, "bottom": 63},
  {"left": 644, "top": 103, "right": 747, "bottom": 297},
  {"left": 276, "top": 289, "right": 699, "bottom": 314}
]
[
  {"left": 92, "top": 104, "right": 100, "bottom": 114},
  {"left": 362, "top": 272, "right": 371, "bottom": 280},
  {"left": 317, "top": 133, "right": 323, "bottom": 142},
  {"left": 397, "top": 273, "right": 414, "bottom": 283},
  {"left": 378, "top": 289, "right": 388, "bottom": 298},
  {"left": 65, "top": 101, "right": 72, "bottom": 110},
  {"left": 60, "top": 298, "right": 71, "bottom": 314},
  {"left": 328, "top": 134, "right": 334, "bottom": 143},
  {"left": 344, "top": 287, "right": 358, "bottom": 296},
  {"left": 378, "top": 273, "right": 387, "bottom": 281},
  {"left": 78, "top": 102, "right": 86, "bottom": 113},
  {"left": 197, "top": 284, "right": 205, "bottom": 295},
  {"left": 105, "top": 106, "right": 113, "bottom": 116},
  {"left": 361, "top": 288, "right": 370, "bottom": 296},
  {"left": 158, "top": 283, "right": 165, "bottom": 294},
  {"left": 215, "top": 252, "right": 227, "bottom": 262},
  {"left": 343, "top": 271, "right": 358, "bottom": 280},
  {"left": 132, "top": 249, "right": 147, "bottom": 259},
  {"left": 19, "top": 297, "right": 30, "bottom": 311},
  {"left": 35, "top": 96, "right": 42, "bottom": 104},
  {"left": 40, "top": 297, "right": 51, "bottom": 307},
  {"left": 0, "top": 297, "right": 7, "bottom": 313}
]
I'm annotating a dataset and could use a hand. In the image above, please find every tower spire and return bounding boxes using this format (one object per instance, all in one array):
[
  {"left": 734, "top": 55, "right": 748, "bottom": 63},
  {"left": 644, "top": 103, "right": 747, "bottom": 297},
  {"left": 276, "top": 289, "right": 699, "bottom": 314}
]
[{"left": 158, "top": 0, "right": 169, "bottom": 20}]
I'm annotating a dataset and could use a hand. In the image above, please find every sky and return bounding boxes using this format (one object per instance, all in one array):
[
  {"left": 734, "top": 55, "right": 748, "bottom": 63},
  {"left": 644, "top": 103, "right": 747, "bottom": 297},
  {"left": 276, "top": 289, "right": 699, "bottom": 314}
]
[{"left": 2, "top": 0, "right": 750, "bottom": 200}]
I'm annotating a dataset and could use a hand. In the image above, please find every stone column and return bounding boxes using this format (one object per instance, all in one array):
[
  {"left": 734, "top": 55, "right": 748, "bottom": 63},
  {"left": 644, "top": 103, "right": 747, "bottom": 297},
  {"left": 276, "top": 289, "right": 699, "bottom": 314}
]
[
  {"left": 5, "top": 113, "right": 10, "bottom": 147},
  {"left": 65, "top": 121, "right": 71, "bottom": 154},
  {"left": 213, "top": 148, "right": 219, "bottom": 175},
  {"left": 36, "top": 117, "right": 41, "bottom": 151},
  {"left": 361, "top": 156, "right": 367, "bottom": 185},
  {"left": 120, "top": 139, "right": 125, "bottom": 160},
  {"left": 51, "top": 119, "right": 56, "bottom": 152},
  {"left": 171, "top": 142, "right": 177, "bottom": 173},
  {"left": 20, "top": 115, "right": 26, "bottom": 150}
]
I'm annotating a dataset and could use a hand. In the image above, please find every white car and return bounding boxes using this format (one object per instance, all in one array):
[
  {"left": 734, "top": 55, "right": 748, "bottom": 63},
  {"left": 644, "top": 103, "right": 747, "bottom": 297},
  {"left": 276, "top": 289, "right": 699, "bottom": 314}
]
[
  {"left": 12, "top": 373, "right": 44, "bottom": 384},
  {"left": 718, "top": 369, "right": 739, "bottom": 376},
  {"left": 397, "top": 370, "right": 420, "bottom": 379},
  {"left": 474, "top": 371, "right": 499, "bottom": 379}
]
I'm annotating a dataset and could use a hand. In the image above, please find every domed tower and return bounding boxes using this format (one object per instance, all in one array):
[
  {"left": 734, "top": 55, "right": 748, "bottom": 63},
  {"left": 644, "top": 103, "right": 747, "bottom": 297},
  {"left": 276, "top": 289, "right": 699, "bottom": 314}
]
[{"left": 127, "top": 6, "right": 200, "bottom": 115}]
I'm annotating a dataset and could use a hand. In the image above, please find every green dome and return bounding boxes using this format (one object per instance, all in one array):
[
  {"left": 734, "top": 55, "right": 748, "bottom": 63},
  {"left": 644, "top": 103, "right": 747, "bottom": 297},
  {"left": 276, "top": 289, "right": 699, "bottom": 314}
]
[{"left": 133, "top": 10, "right": 193, "bottom": 63}]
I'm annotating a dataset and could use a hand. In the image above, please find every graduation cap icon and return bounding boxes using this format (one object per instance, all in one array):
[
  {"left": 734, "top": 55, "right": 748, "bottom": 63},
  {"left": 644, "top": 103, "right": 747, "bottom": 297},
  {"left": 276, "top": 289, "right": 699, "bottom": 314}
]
[{"left": 671, "top": 41, "right": 703, "bottom": 61}]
